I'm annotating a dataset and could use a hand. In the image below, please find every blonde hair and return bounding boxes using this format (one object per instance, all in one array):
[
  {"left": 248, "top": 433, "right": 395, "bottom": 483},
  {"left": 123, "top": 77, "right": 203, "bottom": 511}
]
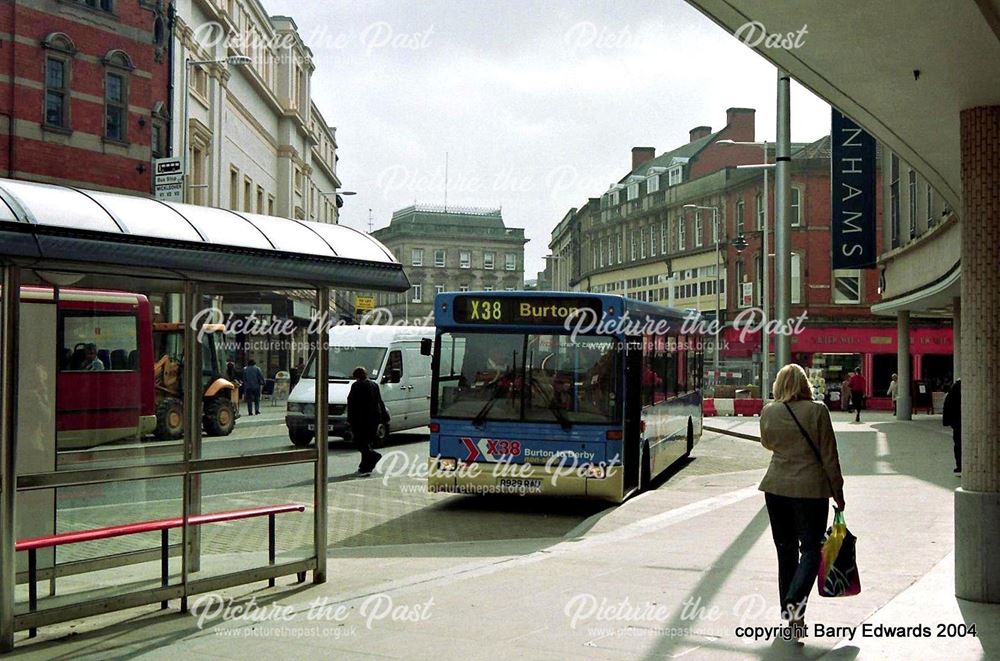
[{"left": 772, "top": 363, "right": 813, "bottom": 403}]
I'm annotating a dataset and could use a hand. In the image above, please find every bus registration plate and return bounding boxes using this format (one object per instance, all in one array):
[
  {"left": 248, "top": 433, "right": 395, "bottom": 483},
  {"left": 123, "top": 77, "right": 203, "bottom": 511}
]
[{"left": 497, "top": 478, "right": 541, "bottom": 491}]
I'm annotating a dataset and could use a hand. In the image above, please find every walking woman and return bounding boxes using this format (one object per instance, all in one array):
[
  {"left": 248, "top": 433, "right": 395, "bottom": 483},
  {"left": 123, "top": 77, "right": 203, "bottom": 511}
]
[{"left": 759, "top": 364, "right": 846, "bottom": 640}]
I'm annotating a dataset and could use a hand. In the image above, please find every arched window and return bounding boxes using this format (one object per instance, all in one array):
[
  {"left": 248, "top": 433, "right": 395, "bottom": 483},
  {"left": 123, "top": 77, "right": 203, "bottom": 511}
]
[
  {"left": 41, "top": 33, "right": 77, "bottom": 130},
  {"left": 102, "top": 50, "right": 134, "bottom": 143},
  {"left": 151, "top": 101, "right": 170, "bottom": 159}
]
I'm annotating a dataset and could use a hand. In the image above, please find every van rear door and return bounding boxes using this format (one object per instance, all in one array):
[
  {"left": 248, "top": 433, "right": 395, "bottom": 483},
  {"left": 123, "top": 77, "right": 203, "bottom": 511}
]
[{"left": 403, "top": 343, "right": 432, "bottom": 427}]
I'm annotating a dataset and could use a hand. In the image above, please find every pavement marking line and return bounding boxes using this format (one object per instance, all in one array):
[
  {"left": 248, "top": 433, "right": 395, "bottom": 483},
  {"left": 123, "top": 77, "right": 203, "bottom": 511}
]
[{"left": 269, "top": 484, "right": 762, "bottom": 618}]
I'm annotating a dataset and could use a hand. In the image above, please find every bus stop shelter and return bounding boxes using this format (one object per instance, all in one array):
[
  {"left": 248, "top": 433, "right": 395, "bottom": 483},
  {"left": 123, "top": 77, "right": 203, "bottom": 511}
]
[{"left": 0, "top": 176, "right": 409, "bottom": 651}]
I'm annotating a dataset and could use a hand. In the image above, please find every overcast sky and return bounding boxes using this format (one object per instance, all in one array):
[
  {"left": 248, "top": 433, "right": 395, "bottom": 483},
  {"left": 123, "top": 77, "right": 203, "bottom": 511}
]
[{"left": 259, "top": 0, "right": 831, "bottom": 277}]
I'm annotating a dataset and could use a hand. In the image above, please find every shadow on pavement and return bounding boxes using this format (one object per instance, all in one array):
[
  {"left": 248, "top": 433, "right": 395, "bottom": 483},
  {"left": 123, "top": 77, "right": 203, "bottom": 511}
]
[{"left": 958, "top": 598, "right": 1000, "bottom": 658}]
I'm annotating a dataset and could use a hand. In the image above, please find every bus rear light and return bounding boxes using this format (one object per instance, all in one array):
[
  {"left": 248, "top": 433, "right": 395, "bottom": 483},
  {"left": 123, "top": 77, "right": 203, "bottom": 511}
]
[
  {"left": 438, "top": 457, "right": 457, "bottom": 471},
  {"left": 429, "top": 422, "right": 440, "bottom": 433},
  {"left": 606, "top": 430, "right": 622, "bottom": 440},
  {"left": 584, "top": 464, "right": 606, "bottom": 479}
]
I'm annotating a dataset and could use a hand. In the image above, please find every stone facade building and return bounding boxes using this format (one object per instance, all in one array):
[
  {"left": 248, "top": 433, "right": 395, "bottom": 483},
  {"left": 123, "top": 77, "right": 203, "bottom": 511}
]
[{"left": 371, "top": 204, "right": 527, "bottom": 322}]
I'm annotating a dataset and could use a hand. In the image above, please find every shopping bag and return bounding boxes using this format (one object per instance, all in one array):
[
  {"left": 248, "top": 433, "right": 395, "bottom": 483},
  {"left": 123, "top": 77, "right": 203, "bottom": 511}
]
[{"left": 817, "top": 510, "right": 861, "bottom": 597}]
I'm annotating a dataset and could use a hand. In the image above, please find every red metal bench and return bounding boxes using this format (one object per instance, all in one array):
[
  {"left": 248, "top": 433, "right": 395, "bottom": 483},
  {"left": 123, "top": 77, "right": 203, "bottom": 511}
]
[{"left": 15, "top": 503, "right": 306, "bottom": 638}]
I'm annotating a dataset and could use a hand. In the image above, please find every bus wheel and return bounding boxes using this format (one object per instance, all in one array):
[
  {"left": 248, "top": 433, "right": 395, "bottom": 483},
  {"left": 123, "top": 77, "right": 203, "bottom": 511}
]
[
  {"left": 289, "top": 428, "right": 314, "bottom": 447},
  {"left": 639, "top": 442, "right": 651, "bottom": 491},
  {"left": 373, "top": 422, "right": 390, "bottom": 448},
  {"left": 203, "top": 397, "right": 236, "bottom": 437},
  {"left": 685, "top": 418, "right": 694, "bottom": 458},
  {"left": 154, "top": 397, "right": 184, "bottom": 440}
]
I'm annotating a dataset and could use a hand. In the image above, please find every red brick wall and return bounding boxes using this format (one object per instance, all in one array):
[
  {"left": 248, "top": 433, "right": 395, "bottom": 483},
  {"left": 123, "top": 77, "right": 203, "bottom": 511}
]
[{"left": 0, "top": 1, "right": 170, "bottom": 192}]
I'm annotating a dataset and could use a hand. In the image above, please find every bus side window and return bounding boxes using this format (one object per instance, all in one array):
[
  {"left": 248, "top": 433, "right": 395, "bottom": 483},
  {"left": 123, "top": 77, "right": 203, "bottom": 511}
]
[{"left": 676, "top": 348, "right": 687, "bottom": 394}]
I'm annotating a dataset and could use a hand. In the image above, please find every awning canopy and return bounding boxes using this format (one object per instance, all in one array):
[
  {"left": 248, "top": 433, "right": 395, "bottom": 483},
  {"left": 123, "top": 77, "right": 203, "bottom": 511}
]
[{"left": 0, "top": 178, "right": 409, "bottom": 291}]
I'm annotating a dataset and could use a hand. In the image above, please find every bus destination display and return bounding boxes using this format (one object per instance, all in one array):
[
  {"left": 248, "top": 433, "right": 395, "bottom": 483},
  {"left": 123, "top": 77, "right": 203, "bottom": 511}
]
[{"left": 452, "top": 295, "right": 605, "bottom": 325}]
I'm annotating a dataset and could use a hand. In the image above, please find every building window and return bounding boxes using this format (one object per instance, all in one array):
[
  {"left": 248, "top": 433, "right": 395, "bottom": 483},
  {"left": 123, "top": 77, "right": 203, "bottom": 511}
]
[
  {"left": 435, "top": 284, "right": 445, "bottom": 295},
  {"left": 791, "top": 187, "right": 801, "bottom": 226},
  {"left": 736, "top": 198, "right": 745, "bottom": 236},
  {"left": 505, "top": 253, "right": 516, "bottom": 271},
  {"left": 460, "top": 251, "right": 471, "bottom": 268},
  {"left": 411, "top": 248, "right": 423, "bottom": 266},
  {"left": 610, "top": 190, "right": 620, "bottom": 206},
  {"left": 243, "top": 177, "right": 253, "bottom": 212},
  {"left": 228, "top": 168, "right": 239, "bottom": 209},
  {"left": 890, "top": 154, "right": 900, "bottom": 248},
  {"left": 755, "top": 193, "right": 764, "bottom": 230},
  {"left": 754, "top": 254, "right": 762, "bottom": 305},
  {"left": 627, "top": 183, "right": 639, "bottom": 200},
  {"left": 616, "top": 234, "right": 623, "bottom": 263},
  {"left": 104, "top": 72, "right": 127, "bottom": 142},
  {"left": 484, "top": 251, "right": 495, "bottom": 270},
  {"left": 607, "top": 237, "right": 613, "bottom": 264},
  {"left": 435, "top": 249, "right": 446, "bottom": 267},
  {"left": 791, "top": 253, "right": 801, "bottom": 304},
  {"left": 647, "top": 174, "right": 659, "bottom": 194},
  {"left": 630, "top": 231, "right": 636, "bottom": 260},
  {"left": 44, "top": 57, "right": 69, "bottom": 128},
  {"left": 79, "top": 0, "right": 114, "bottom": 11},
  {"left": 833, "top": 269, "right": 862, "bottom": 304},
  {"left": 668, "top": 166, "right": 682, "bottom": 186},
  {"left": 650, "top": 225, "right": 657, "bottom": 257},
  {"left": 411, "top": 284, "right": 422, "bottom": 303},
  {"left": 678, "top": 215, "right": 686, "bottom": 250},
  {"left": 908, "top": 169, "right": 918, "bottom": 239},
  {"left": 694, "top": 211, "right": 703, "bottom": 247},
  {"left": 736, "top": 260, "right": 746, "bottom": 308},
  {"left": 191, "top": 65, "right": 208, "bottom": 99},
  {"left": 267, "top": 195, "right": 275, "bottom": 215},
  {"left": 660, "top": 220, "right": 667, "bottom": 254},
  {"left": 256, "top": 185, "right": 264, "bottom": 213},
  {"left": 459, "top": 285, "right": 469, "bottom": 292},
  {"left": 711, "top": 210, "right": 719, "bottom": 243},
  {"left": 926, "top": 185, "right": 935, "bottom": 227},
  {"left": 598, "top": 239, "right": 604, "bottom": 268},
  {"left": 640, "top": 227, "right": 647, "bottom": 258}
]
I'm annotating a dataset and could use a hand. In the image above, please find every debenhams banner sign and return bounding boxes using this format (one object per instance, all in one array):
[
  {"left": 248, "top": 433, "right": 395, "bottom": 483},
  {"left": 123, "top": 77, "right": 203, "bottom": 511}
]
[{"left": 831, "top": 110, "right": 877, "bottom": 269}]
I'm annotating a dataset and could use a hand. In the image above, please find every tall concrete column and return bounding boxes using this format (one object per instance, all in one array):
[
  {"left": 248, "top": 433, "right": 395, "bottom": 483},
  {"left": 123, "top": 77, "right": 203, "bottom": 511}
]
[
  {"left": 952, "top": 296, "right": 961, "bottom": 380},
  {"left": 896, "top": 311, "right": 911, "bottom": 420},
  {"left": 955, "top": 105, "right": 1000, "bottom": 603}
]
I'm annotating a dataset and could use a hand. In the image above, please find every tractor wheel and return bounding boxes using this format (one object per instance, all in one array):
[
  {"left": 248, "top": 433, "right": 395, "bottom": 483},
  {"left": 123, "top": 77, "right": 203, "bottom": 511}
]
[
  {"left": 203, "top": 397, "right": 237, "bottom": 437},
  {"left": 154, "top": 397, "right": 184, "bottom": 440}
]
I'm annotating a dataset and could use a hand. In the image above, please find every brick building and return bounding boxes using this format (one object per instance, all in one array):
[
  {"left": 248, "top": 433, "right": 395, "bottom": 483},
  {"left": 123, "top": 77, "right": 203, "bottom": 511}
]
[
  {"left": 0, "top": 0, "right": 171, "bottom": 192},
  {"left": 547, "top": 108, "right": 953, "bottom": 397}
]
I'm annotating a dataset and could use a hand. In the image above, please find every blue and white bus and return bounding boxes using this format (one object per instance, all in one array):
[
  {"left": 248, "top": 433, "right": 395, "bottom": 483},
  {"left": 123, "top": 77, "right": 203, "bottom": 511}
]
[{"left": 424, "top": 291, "right": 703, "bottom": 502}]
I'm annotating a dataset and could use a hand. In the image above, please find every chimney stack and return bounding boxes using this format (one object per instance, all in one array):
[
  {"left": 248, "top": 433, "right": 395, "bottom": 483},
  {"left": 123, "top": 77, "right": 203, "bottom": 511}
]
[
  {"left": 631, "top": 147, "right": 656, "bottom": 171},
  {"left": 689, "top": 126, "right": 712, "bottom": 142},
  {"left": 724, "top": 107, "right": 756, "bottom": 142}
]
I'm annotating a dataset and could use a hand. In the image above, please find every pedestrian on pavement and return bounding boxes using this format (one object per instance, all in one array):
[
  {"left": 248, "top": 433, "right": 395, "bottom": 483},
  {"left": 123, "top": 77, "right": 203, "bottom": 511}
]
[
  {"left": 847, "top": 367, "right": 867, "bottom": 423},
  {"left": 840, "top": 379, "right": 852, "bottom": 414},
  {"left": 759, "top": 363, "right": 846, "bottom": 640},
  {"left": 887, "top": 373, "right": 899, "bottom": 415},
  {"left": 347, "top": 366, "right": 387, "bottom": 475},
  {"left": 242, "top": 359, "right": 265, "bottom": 416},
  {"left": 943, "top": 379, "right": 961, "bottom": 474}
]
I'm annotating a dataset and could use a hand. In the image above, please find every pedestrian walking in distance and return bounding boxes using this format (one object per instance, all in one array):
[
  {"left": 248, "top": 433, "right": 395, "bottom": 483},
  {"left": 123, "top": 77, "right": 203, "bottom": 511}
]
[
  {"left": 887, "top": 373, "right": 899, "bottom": 415},
  {"left": 242, "top": 359, "right": 265, "bottom": 416},
  {"left": 759, "top": 363, "right": 846, "bottom": 641},
  {"left": 347, "top": 366, "right": 386, "bottom": 476},
  {"left": 943, "top": 379, "right": 962, "bottom": 474},
  {"left": 847, "top": 367, "right": 867, "bottom": 423}
]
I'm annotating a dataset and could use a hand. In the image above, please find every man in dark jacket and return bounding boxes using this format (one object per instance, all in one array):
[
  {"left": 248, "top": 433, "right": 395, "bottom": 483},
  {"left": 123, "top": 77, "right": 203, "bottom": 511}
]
[
  {"left": 242, "top": 359, "right": 265, "bottom": 416},
  {"left": 347, "top": 366, "right": 386, "bottom": 475},
  {"left": 943, "top": 379, "right": 961, "bottom": 474}
]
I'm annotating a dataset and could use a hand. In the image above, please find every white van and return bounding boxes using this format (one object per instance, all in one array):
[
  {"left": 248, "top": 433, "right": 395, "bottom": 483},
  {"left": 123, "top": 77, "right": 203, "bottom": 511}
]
[{"left": 285, "top": 325, "right": 435, "bottom": 447}]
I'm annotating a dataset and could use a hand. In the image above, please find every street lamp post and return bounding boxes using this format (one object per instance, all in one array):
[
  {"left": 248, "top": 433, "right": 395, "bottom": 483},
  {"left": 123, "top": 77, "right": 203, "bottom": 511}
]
[
  {"left": 775, "top": 70, "right": 793, "bottom": 372},
  {"left": 182, "top": 55, "right": 251, "bottom": 203},
  {"left": 684, "top": 204, "right": 721, "bottom": 385}
]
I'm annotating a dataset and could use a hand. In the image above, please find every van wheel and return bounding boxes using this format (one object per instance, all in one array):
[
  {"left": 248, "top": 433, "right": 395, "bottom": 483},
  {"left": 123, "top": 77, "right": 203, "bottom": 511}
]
[
  {"left": 154, "top": 397, "right": 184, "bottom": 440},
  {"left": 639, "top": 442, "right": 651, "bottom": 491},
  {"left": 289, "top": 428, "right": 314, "bottom": 447},
  {"left": 373, "top": 422, "right": 390, "bottom": 448},
  {"left": 685, "top": 418, "right": 694, "bottom": 458}
]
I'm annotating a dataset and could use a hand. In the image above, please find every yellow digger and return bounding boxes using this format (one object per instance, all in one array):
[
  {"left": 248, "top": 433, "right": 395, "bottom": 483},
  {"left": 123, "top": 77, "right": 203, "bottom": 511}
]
[{"left": 152, "top": 322, "right": 239, "bottom": 440}]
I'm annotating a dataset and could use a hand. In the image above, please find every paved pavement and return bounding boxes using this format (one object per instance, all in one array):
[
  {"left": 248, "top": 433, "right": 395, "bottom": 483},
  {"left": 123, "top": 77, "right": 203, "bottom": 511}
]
[{"left": 7, "top": 411, "right": 999, "bottom": 660}]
